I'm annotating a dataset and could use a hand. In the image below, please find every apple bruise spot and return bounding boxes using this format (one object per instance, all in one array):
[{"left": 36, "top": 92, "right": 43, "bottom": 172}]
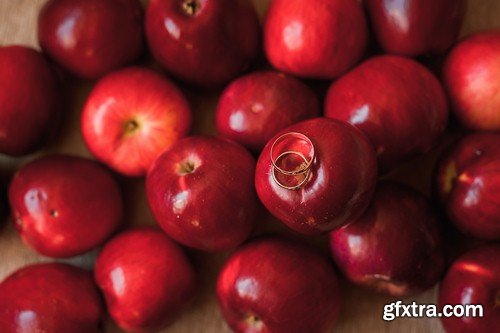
[
  {"left": 182, "top": 0, "right": 201, "bottom": 16},
  {"left": 50, "top": 210, "right": 59, "bottom": 218}
]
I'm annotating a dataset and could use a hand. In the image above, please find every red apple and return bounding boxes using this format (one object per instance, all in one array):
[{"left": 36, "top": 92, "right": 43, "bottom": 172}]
[
  {"left": 264, "top": 0, "right": 368, "bottom": 79},
  {"left": 81, "top": 67, "right": 192, "bottom": 177},
  {"left": 217, "top": 236, "right": 342, "bottom": 333},
  {"left": 146, "top": 136, "right": 258, "bottom": 252},
  {"left": 215, "top": 71, "right": 319, "bottom": 152},
  {"left": 436, "top": 133, "right": 500, "bottom": 240},
  {"left": 0, "top": 45, "right": 60, "bottom": 156},
  {"left": 330, "top": 182, "right": 445, "bottom": 296},
  {"left": 255, "top": 118, "right": 377, "bottom": 235},
  {"left": 38, "top": 0, "right": 144, "bottom": 79},
  {"left": 0, "top": 263, "right": 103, "bottom": 333},
  {"left": 8, "top": 155, "right": 123, "bottom": 258},
  {"left": 439, "top": 245, "right": 500, "bottom": 333},
  {"left": 145, "top": 0, "right": 260, "bottom": 87},
  {"left": 325, "top": 55, "right": 448, "bottom": 173},
  {"left": 443, "top": 31, "right": 500, "bottom": 130},
  {"left": 366, "top": 0, "right": 466, "bottom": 57},
  {"left": 94, "top": 227, "right": 196, "bottom": 332}
]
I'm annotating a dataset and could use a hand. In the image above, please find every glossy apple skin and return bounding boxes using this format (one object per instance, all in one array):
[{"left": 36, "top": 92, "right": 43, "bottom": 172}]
[
  {"left": 443, "top": 31, "right": 500, "bottom": 130},
  {"left": 436, "top": 133, "right": 500, "bottom": 240},
  {"left": 330, "top": 182, "right": 445, "bottom": 296},
  {"left": 82, "top": 67, "right": 192, "bottom": 177},
  {"left": 366, "top": 0, "right": 465, "bottom": 56},
  {"left": 439, "top": 245, "right": 500, "bottom": 333},
  {"left": 146, "top": 136, "right": 258, "bottom": 252},
  {"left": 38, "top": 0, "right": 144, "bottom": 79},
  {"left": 0, "top": 263, "right": 103, "bottom": 333},
  {"left": 145, "top": 0, "right": 260, "bottom": 87},
  {"left": 264, "top": 0, "right": 368, "bottom": 79},
  {"left": 215, "top": 71, "right": 320, "bottom": 152},
  {"left": 0, "top": 45, "right": 60, "bottom": 156},
  {"left": 8, "top": 155, "right": 123, "bottom": 258},
  {"left": 325, "top": 55, "right": 448, "bottom": 173},
  {"left": 255, "top": 118, "right": 377, "bottom": 235},
  {"left": 217, "top": 237, "right": 341, "bottom": 333},
  {"left": 94, "top": 227, "right": 196, "bottom": 332}
]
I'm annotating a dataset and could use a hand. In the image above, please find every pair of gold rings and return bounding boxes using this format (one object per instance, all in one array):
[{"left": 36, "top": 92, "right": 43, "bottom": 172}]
[{"left": 270, "top": 132, "right": 315, "bottom": 190}]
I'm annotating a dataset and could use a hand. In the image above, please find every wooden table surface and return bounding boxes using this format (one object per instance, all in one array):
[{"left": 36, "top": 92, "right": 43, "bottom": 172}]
[{"left": 1, "top": 1, "right": 499, "bottom": 332}]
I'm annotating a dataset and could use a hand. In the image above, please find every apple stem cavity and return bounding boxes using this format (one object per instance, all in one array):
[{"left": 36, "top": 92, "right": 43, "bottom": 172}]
[
  {"left": 246, "top": 314, "right": 264, "bottom": 330},
  {"left": 124, "top": 119, "right": 140, "bottom": 135},
  {"left": 177, "top": 160, "right": 197, "bottom": 175},
  {"left": 182, "top": 0, "right": 202, "bottom": 16}
]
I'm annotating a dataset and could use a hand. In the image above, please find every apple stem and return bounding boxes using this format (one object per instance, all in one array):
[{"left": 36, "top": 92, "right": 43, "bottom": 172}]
[
  {"left": 182, "top": 0, "right": 201, "bottom": 16},
  {"left": 442, "top": 162, "right": 458, "bottom": 195}
]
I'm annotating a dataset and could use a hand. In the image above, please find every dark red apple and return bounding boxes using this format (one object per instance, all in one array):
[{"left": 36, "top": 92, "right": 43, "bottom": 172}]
[
  {"left": 94, "top": 227, "right": 196, "bottom": 332},
  {"left": 325, "top": 55, "right": 448, "bottom": 173},
  {"left": 8, "top": 155, "right": 123, "bottom": 258},
  {"left": 217, "top": 236, "right": 342, "bottom": 333},
  {"left": 366, "top": 0, "right": 466, "bottom": 56},
  {"left": 146, "top": 136, "right": 258, "bottom": 252},
  {"left": 82, "top": 67, "right": 192, "bottom": 177},
  {"left": 0, "top": 263, "right": 103, "bottom": 333},
  {"left": 436, "top": 133, "right": 500, "bottom": 240},
  {"left": 38, "top": 0, "right": 144, "bottom": 79},
  {"left": 255, "top": 117, "right": 377, "bottom": 235},
  {"left": 443, "top": 31, "right": 500, "bottom": 130},
  {"left": 145, "top": 0, "right": 260, "bottom": 87},
  {"left": 0, "top": 45, "right": 60, "bottom": 156},
  {"left": 264, "top": 0, "right": 368, "bottom": 79},
  {"left": 439, "top": 245, "right": 500, "bottom": 333},
  {"left": 329, "top": 182, "right": 445, "bottom": 296},
  {"left": 215, "top": 71, "right": 319, "bottom": 152}
]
